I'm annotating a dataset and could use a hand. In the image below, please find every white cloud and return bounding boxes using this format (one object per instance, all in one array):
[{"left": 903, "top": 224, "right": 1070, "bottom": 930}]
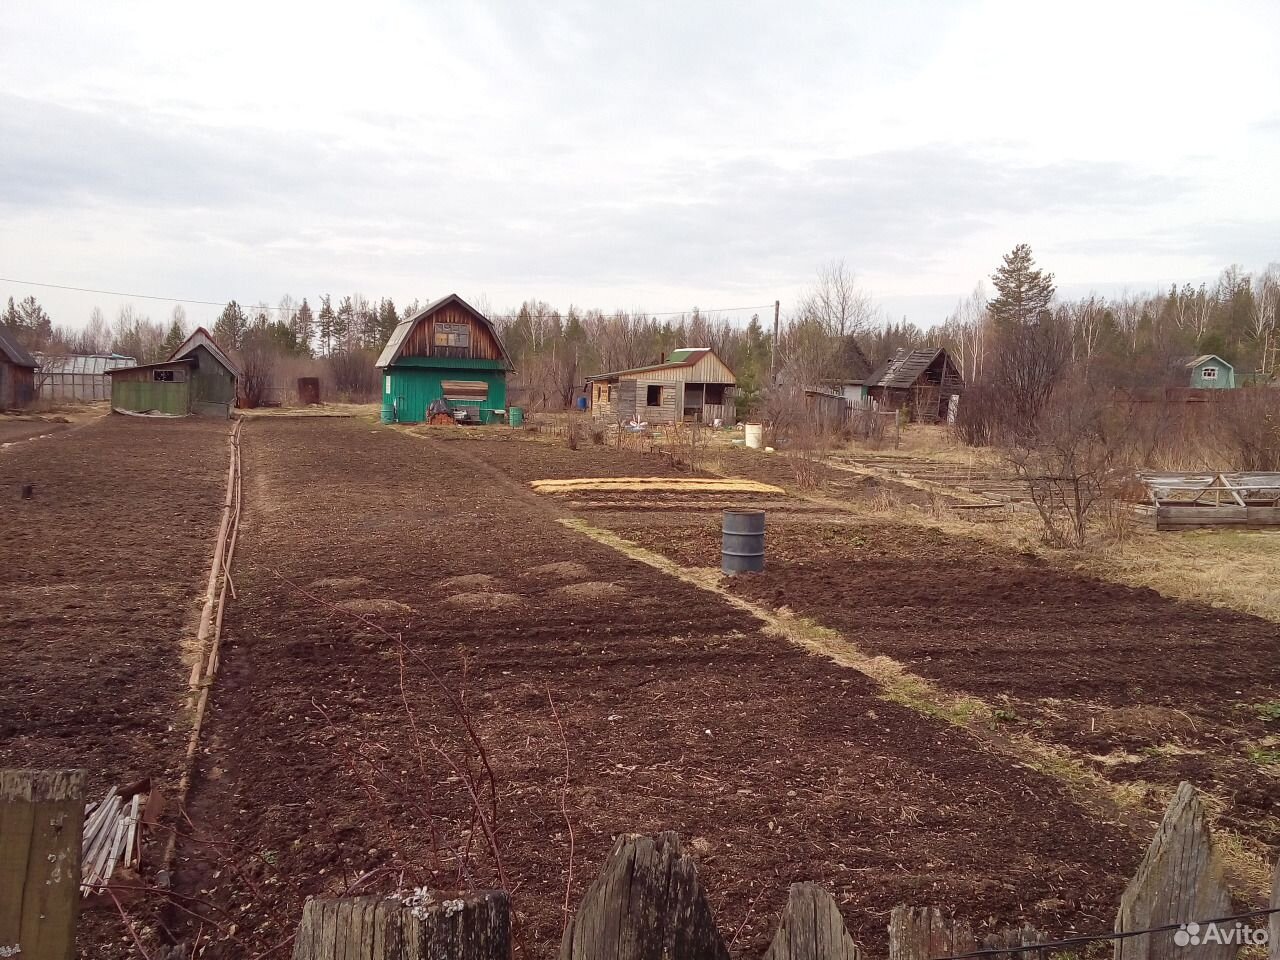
[{"left": 1, "top": 0, "right": 1277, "bottom": 329}]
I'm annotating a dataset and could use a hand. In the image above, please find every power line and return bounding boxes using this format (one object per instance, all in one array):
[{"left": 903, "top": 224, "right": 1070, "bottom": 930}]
[{"left": 0, "top": 277, "right": 774, "bottom": 320}]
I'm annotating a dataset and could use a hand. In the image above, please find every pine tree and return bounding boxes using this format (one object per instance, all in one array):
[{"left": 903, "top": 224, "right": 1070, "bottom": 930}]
[
  {"left": 334, "top": 296, "right": 355, "bottom": 352},
  {"left": 377, "top": 298, "right": 399, "bottom": 344},
  {"left": 16, "top": 295, "right": 52, "bottom": 348},
  {"left": 293, "top": 298, "right": 315, "bottom": 355},
  {"left": 2, "top": 297, "right": 19, "bottom": 332},
  {"left": 213, "top": 300, "right": 248, "bottom": 349},
  {"left": 162, "top": 320, "right": 185, "bottom": 356},
  {"left": 317, "top": 295, "right": 335, "bottom": 356},
  {"left": 989, "top": 243, "right": 1056, "bottom": 327}
]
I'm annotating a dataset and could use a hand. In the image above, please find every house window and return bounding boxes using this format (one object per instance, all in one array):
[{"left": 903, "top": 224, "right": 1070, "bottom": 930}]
[
  {"left": 1201, "top": 366, "right": 1217, "bottom": 380},
  {"left": 646, "top": 385, "right": 663, "bottom": 406},
  {"left": 434, "top": 322, "right": 470, "bottom": 349},
  {"left": 154, "top": 370, "right": 175, "bottom": 382}
]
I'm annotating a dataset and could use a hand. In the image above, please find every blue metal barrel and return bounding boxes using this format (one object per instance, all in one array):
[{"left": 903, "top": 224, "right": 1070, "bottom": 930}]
[{"left": 721, "top": 510, "right": 765, "bottom": 574}]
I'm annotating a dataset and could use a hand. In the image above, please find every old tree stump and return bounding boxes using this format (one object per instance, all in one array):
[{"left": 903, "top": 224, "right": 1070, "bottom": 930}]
[{"left": 765, "top": 883, "right": 861, "bottom": 960}]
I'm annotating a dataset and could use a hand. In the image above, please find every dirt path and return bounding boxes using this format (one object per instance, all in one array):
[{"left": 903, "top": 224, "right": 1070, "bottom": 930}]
[{"left": 181, "top": 419, "right": 1146, "bottom": 958}]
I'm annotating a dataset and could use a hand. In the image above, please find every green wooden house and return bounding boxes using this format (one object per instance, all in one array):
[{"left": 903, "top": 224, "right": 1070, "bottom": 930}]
[
  {"left": 376, "top": 294, "right": 514, "bottom": 423},
  {"left": 1184, "top": 354, "right": 1235, "bottom": 389},
  {"left": 108, "top": 327, "right": 240, "bottom": 418}
]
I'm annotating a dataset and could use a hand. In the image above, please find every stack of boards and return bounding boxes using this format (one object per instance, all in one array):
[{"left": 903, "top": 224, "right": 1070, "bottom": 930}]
[{"left": 81, "top": 786, "right": 144, "bottom": 895}]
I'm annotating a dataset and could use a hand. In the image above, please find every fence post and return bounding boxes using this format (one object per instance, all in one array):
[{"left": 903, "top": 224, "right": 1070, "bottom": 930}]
[
  {"left": 0, "top": 769, "right": 87, "bottom": 960},
  {"left": 290, "top": 891, "right": 510, "bottom": 960},
  {"left": 559, "top": 832, "right": 728, "bottom": 960},
  {"left": 1115, "top": 782, "right": 1232, "bottom": 960},
  {"left": 763, "top": 882, "right": 860, "bottom": 960},
  {"left": 888, "top": 907, "right": 976, "bottom": 960}
]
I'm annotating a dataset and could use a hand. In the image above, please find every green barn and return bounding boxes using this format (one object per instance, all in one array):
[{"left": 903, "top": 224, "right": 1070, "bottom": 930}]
[
  {"left": 377, "top": 294, "right": 514, "bottom": 424},
  {"left": 108, "top": 327, "right": 240, "bottom": 418}
]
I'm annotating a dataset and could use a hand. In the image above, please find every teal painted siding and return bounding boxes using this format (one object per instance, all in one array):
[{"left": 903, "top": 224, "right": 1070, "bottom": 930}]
[
  {"left": 381, "top": 364, "right": 509, "bottom": 423},
  {"left": 1190, "top": 357, "right": 1235, "bottom": 389}
]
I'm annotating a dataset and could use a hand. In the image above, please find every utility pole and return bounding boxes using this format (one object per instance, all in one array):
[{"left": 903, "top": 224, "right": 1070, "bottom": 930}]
[{"left": 770, "top": 299, "right": 780, "bottom": 385}]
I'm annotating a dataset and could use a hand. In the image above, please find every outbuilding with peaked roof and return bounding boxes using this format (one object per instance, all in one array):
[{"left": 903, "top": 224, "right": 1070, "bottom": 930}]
[
  {"left": 376, "top": 294, "right": 515, "bottom": 424},
  {"left": 585, "top": 348, "right": 737, "bottom": 424},
  {"left": 0, "top": 328, "right": 38, "bottom": 409},
  {"left": 865, "top": 346, "right": 965, "bottom": 422},
  {"left": 107, "top": 326, "right": 239, "bottom": 418}
]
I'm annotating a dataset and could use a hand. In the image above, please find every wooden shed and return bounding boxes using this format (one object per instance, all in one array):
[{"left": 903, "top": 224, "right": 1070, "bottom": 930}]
[
  {"left": 376, "top": 294, "right": 514, "bottom": 424},
  {"left": 1182, "top": 354, "right": 1235, "bottom": 390},
  {"left": 586, "top": 348, "right": 736, "bottom": 425},
  {"left": 865, "top": 347, "right": 965, "bottom": 423},
  {"left": 0, "top": 328, "right": 37, "bottom": 410},
  {"left": 108, "top": 327, "right": 239, "bottom": 418}
]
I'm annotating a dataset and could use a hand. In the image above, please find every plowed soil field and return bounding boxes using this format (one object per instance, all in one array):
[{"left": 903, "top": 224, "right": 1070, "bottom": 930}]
[{"left": 176, "top": 420, "right": 1148, "bottom": 958}]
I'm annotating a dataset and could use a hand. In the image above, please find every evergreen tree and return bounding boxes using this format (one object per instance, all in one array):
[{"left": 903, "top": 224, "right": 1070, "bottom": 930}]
[
  {"left": 161, "top": 320, "right": 185, "bottom": 356},
  {"left": 16, "top": 295, "right": 52, "bottom": 348},
  {"left": 2, "top": 297, "right": 19, "bottom": 332},
  {"left": 317, "top": 295, "right": 335, "bottom": 355},
  {"left": 213, "top": 300, "right": 248, "bottom": 349},
  {"left": 334, "top": 296, "right": 355, "bottom": 352},
  {"left": 989, "top": 243, "right": 1056, "bottom": 327},
  {"left": 376, "top": 297, "right": 399, "bottom": 344},
  {"left": 293, "top": 298, "right": 315, "bottom": 354}
]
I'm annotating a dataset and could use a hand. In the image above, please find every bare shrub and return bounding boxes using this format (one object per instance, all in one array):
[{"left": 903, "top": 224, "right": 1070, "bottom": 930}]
[
  {"left": 661, "top": 418, "right": 707, "bottom": 471},
  {"left": 328, "top": 348, "right": 378, "bottom": 400},
  {"left": 1004, "top": 379, "right": 1133, "bottom": 548},
  {"left": 237, "top": 333, "right": 276, "bottom": 409},
  {"left": 1214, "top": 389, "right": 1280, "bottom": 470},
  {"left": 952, "top": 384, "right": 1006, "bottom": 447},
  {"left": 849, "top": 407, "right": 888, "bottom": 447}
]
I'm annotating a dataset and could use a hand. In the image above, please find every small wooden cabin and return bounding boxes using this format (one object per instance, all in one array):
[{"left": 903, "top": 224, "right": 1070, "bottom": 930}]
[
  {"left": 1182, "top": 354, "right": 1235, "bottom": 390},
  {"left": 376, "top": 294, "right": 514, "bottom": 423},
  {"left": 0, "top": 328, "right": 37, "bottom": 409},
  {"left": 586, "top": 348, "right": 736, "bottom": 425},
  {"left": 865, "top": 347, "right": 965, "bottom": 423},
  {"left": 108, "top": 327, "right": 239, "bottom": 418}
]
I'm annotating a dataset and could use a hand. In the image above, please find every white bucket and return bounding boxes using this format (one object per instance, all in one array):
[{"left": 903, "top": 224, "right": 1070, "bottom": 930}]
[{"left": 745, "top": 422, "right": 764, "bottom": 449}]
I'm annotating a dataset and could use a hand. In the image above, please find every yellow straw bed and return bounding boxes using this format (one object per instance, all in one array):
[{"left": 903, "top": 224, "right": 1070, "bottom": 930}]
[{"left": 530, "top": 477, "right": 786, "bottom": 495}]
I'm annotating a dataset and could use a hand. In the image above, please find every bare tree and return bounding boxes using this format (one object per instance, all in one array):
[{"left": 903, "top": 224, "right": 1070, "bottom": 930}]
[
  {"left": 798, "top": 260, "right": 876, "bottom": 339},
  {"left": 1248, "top": 265, "right": 1279, "bottom": 375}
]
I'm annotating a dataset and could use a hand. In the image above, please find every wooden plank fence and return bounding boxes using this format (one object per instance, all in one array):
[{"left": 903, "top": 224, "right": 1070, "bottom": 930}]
[
  {"left": 0, "top": 769, "right": 86, "bottom": 960},
  {"left": 2, "top": 774, "right": 1278, "bottom": 960},
  {"left": 287, "top": 782, "right": 1280, "bottom": 960}
]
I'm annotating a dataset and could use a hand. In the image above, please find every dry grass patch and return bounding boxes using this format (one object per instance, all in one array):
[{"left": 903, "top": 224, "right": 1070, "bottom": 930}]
[
  {"left": 530, "top": 476, "right": 784, "bottom": 495},
  {"left": 444, "top": 592, "right": 522, "bottom": 611}
]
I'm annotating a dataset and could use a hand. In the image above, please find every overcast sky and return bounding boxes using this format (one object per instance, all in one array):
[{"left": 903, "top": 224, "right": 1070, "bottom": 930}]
[{"left": 2, "top": 0, "right": 1278, "bottom": 332}]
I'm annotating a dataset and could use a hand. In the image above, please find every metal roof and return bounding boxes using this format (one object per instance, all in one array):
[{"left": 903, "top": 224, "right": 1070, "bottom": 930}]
[
  {"left": 38, "top": 354, "right": 137, "bottom": 375},
  {"left": 1183, "top": 354, "right": 1232, "bottom": 370},
  {"left": 585, "top": 347, "right": 725, "bottom": 382},
  {"left": 0, "top": 328, "right": 37, "bottom": 367},
  {"left": 376, "top": 293, "right": 515, "bottom": 370}
]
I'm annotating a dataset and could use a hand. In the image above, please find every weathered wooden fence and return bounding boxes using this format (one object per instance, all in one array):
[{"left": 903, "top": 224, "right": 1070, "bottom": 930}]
[
  {"left": 3, "top": 774, "right": 1278, "bottom": 960},
  {"left": 291, "top": 782, "right": 1280, "bottom": 960},
  {"left": 0, "top": 769, "right": 85, "bottom": 960}
]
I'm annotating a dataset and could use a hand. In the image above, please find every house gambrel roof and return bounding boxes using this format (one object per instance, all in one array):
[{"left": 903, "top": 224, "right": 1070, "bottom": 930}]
[{"left": 376, "top": 293, "right": 515, "bottom": 370}]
